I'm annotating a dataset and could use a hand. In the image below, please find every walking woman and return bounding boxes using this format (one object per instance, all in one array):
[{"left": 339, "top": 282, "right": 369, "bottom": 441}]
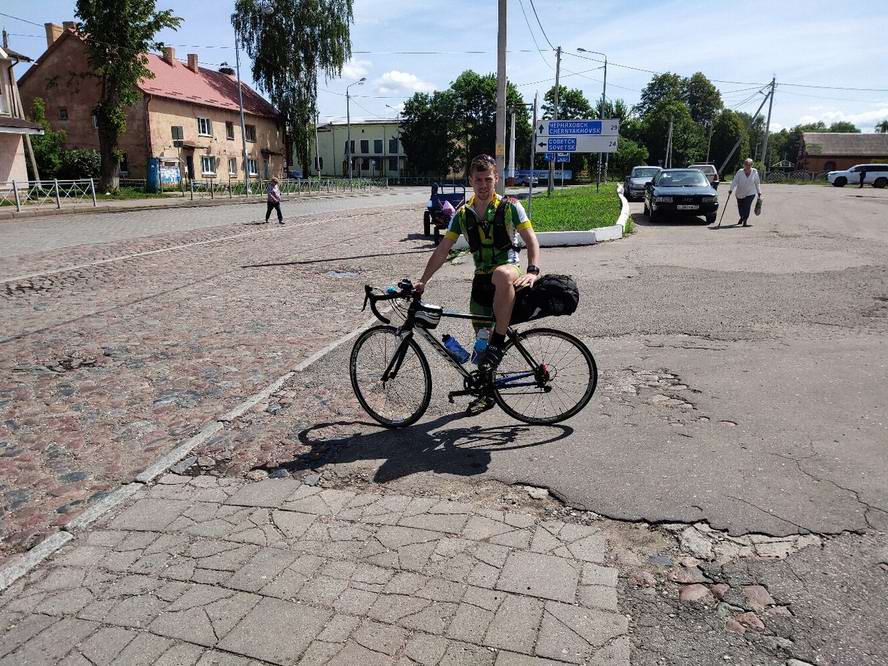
[
  {"left": 729, "top": 158, "right": 762, "bottom": 227},
  {"left": 265, "top": 177, "right": 284, "bottom": 224}
]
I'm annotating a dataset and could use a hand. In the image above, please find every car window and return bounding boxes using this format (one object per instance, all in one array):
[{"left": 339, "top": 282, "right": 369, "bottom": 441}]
[
  {"left": 632, "top": 168, "right": 660, "bottom": 177},
  {"left": 655, "top": 171, "right": 709, "bottom": 186},
  {"left": 690, "top": 165, "right": 716, "bottom": 175}
]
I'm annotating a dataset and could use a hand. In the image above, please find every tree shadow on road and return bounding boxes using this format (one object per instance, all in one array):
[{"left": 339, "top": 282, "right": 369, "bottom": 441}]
[{"left": 275, "top": 413, "right": 572, "bottom": 483}]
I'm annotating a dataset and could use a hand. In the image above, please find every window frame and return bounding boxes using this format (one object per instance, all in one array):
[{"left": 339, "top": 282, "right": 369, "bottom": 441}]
[
  {"left": 200, "top": 155, "right": 217, "bottom": 175},
  {"left": 374, "top": 139, "right": 383, "bottom": 154},
  {"left": 247, "top": 158, "right": 259, "bottom": 176},
  {"left": 225, "top": 121, "right": 235, "bottom": 140},
  {"left": 58, "top": 107, "right": 69, "bottom": 121},
  {"left": 388, "top": 156, "right": 398, "bottom": 172},
  {"left": 171, "top": 126, "right": 184, "bottom": 141},
  {"left": 228, "top": 157, "right": 237, "bottom": 176},
  {"left": 360, "top": 139, "right": 369, "bottom": 154},
  {"left": 389, "top": 137, "right": 399, "bottom": 154},
  {"left": 197, "top": 117, "right": 213, "bottom": 137},
  {"left": 244, "top": 124, "right": 257, "bottom": 143}
]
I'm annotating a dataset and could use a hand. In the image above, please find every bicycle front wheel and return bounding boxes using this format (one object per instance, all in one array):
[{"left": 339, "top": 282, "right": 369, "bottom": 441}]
[
  {"left": 350, "top": 325, "right": 432, "bottom": 428},
  {"left": 493, "top": 328, "right": 597, "bottom": 425}
]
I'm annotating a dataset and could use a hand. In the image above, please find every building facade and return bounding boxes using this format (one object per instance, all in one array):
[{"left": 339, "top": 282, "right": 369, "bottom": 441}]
[
  {"left": 310, "top": 119, "right": 405, "bottom": 178},
  {"left": 0, "top": 45, "right": 42, "bottom": 183},
  {"left": 17, "top": 24, "right": 285, "bottom": 183},
  {"left": 799, "top": 132, "right": 888, "bottom": 172}
]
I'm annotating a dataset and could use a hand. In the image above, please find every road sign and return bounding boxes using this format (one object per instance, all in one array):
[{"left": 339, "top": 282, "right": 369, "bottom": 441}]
[
  {"left": 544, "top": 152, "right": 571, "bottom": 163},
  {"left": 536, "top": 118, "right": 620, "bottom": 137},
  {"left": 536, "top": 135, "right": 618, "bottom": 153}
]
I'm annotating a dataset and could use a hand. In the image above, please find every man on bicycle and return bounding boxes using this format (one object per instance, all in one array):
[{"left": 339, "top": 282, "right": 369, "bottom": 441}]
[{"left": 415, "top": 154, "right": 541, "bottom": 410}]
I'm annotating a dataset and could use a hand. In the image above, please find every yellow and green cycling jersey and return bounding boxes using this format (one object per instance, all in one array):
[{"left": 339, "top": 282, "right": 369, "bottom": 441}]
[{"left": 444, "top": 193, "right": 533, "bottom": 274}]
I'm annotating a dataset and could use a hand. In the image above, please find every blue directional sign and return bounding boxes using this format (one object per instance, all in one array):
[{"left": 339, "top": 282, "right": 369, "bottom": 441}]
[
  {"left": 546, "top": 137, "right": 577, "bottom": 151},
  {"left": 544, "top": 152, "right": 571, "bottom": 163},
  {"left": 536, "top": 135, "right": 618, "bottom": 154},
  {"left": 538, "top": 118, "right": 620, "bottom": 137}
]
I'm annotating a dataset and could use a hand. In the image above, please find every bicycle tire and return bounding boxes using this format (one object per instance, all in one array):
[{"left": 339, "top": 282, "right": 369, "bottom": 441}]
[
  {"left": 350, "top": 325, "right": 432, "bottom": 428},
  {"left": 493, "top": 328, "right": 597, "bottom": 425}
]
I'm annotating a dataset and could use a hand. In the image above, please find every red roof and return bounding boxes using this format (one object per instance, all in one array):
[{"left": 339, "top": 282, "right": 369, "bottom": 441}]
[{"left": 140, "top": 53, "right": 278, "bottom": 119}]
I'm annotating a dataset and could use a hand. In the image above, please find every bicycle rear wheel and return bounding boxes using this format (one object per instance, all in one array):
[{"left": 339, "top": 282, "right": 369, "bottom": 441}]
[
  {"left": 493, "top": 328, "right": 597, "bottom": 425},
  {"left": 350, "top": 325, "right": 432, "bottom": 428}
]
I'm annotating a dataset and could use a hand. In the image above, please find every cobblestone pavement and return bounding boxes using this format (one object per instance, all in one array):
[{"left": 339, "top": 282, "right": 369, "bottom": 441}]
[
  {"left": 0, "top": 475, "right": 629, "bottom": 665},
  {"left": 0, "top": 187, "right": 428, "bottom": 258},
  {"left": 0, "top": 201, "right": 433, "bottom": 563}
]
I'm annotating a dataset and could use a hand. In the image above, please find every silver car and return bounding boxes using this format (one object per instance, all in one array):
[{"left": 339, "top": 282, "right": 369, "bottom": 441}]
[{"left": 623, "top": 166, "right": 662, "bottom": 201}]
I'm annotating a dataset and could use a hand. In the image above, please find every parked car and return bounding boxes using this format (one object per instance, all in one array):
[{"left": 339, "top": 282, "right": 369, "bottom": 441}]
[
  {"left": 623, "top": 166, "right": 662, "bottom": 201},
  {"left": 514, "top": 174, "right": 540, "bottom": 186},
  {"left": 643, "top": 169, "right": 719, "bottom": 224},
  {"left": 827, "top": 164, "right": 888, "bottom": 188},
  {"left": 688, "top": 163, "right": 720, "bottom": 189}
]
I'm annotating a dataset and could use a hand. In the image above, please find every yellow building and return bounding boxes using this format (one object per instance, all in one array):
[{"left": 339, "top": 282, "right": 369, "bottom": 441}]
[{"left": 310, "top": 119, "right": 405, "bottom": 178}]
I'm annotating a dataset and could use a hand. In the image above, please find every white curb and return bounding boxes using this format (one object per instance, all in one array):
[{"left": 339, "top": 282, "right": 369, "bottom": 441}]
[
  {"left": 452, "top": 185, "right": 630, "bottom": 250},
  {"left": 0, "top": 532, "right": 73, "bottom": 592}
]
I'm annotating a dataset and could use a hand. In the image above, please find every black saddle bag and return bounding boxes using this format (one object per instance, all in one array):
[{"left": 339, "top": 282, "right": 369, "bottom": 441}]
[{"left": 510, "top": 274, "right": 579, "bottom": 324}]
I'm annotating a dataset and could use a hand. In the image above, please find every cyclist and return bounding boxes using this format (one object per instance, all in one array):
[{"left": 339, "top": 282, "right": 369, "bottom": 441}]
[{"left": 414, "top": 154, "right": 541, "bottom": 412}]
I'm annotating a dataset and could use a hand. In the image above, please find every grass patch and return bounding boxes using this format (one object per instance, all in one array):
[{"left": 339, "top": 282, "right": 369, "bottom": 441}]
[
  {"left": 623, "top": 217, "right": 635, "bottom": 235},
  {"left": 528, "top": 183, "right": 621, "bottom": 232},
  {"left": 98, "top": 186, "right": 172, "bottom": 200}
]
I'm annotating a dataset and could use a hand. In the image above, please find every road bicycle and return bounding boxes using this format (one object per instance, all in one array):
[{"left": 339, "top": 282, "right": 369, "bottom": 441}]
[{"left": 350, "top": 279, "right": 598, "bottom": 428}]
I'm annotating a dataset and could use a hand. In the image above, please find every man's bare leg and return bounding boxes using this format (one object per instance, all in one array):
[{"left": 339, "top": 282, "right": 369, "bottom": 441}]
[{"left": 491, "top": 264, "right": 520, "bottom": 336}]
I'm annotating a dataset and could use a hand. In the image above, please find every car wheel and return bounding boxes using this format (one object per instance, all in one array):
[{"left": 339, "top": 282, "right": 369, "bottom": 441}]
[
  {"left": 648, "top": 206, "right": 658, "bottom": 223},
  {"left": 706, "top": 213, "right": 717, "bottom": 224},
  {"left": 423, "top": 211, "right": 431, "bottom": 236},
  {"left": 873, "top": 177, "right": 887, "bottom": 189},
  {"left": 834, "top": 177, "right": 847, "bottom": 187}
]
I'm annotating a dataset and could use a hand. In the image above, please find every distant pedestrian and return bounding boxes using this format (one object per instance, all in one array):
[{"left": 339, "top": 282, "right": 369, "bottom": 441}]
[
  {"left": 265, "top": 177, "right": 283, "bottom": 224},
  {"left": 729, "top": 158, "right": 762, "bottom": 227},
  {"left": 859, "top": 168, "right": 865, "bottom": 189}
]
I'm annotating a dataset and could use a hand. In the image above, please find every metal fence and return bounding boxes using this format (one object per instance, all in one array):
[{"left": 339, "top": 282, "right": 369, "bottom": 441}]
[
  {"left": 180, "top": 176, "right": 388, "bottom": 200},
  {"left": 0, "top": 179, "right": 97, "bottom": 212},
  {"left": 763, "top": 170, "right": 828, "bottom": 183}
]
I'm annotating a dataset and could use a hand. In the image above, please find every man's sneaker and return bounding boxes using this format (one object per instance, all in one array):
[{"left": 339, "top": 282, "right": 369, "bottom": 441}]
[
  {"left": 465, "top": 395, "right": 495, "bottom": 416},
  {"left": 476, "top": 344, "right": 504, "bottom": 370}
]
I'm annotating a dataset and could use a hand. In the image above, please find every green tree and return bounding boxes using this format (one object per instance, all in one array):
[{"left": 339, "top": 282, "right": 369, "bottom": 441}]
[
  {"left": 827, "top": 121, "right": 860, "bottom": 133},
  {"left": 58, "top": 148, "right": 102, "bottom": 179},
  {"left": 399, "top": 91, "right": 459, "bottom": 176},
  {"left": 542, "top": 85, "right": 593, "bottom": 120},
  {"left": 609, "top": 137, "right": 648, "bottom": 177},
  {"left": 234, "top": 0, "right": 354, "bottom": 176},
  {"left": 75, "top": 0, "right": 181, "bottom": 191},
  {"left": 783, "top": 122, "right": 827, "bottom": 164},
  {"left": 684, "top": 72, "right": 722, "bottom": 125},
  {"left": 28, "top": 97, "right": 66, "bottom": 179},
  {"left": 640, "top": 100, "right": 704, "bottom": 167},
  {"left": 634, "top": 72, "right": 685, "bottom": 118},
  {"left": 876, "top": 120, "right": 888, "bottom": 133},
  {"left": 710, "top": 109, "right": 749, "bottom": 174}
]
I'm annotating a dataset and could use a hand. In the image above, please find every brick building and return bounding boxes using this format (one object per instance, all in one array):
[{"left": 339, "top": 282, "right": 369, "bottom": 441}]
[
  {"left": 0, "top": 44, "right": 42, "bottom": 183},
  {"left": 798, "top": 132, "right": 888, "bottom": 172},
  {"left": 17, "top": 23, "right": 285, "bottom": 183}
]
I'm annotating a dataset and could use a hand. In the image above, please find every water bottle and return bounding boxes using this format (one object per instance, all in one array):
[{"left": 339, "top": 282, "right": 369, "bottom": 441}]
[
  {"left": 442, "top": 335, "right": 470, "bottom": 364},
  {"left": 471, "top": 328, "right": 491, "bottom": 365}
]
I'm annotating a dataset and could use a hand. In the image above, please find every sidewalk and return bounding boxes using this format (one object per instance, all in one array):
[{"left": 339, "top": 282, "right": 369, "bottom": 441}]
[{"left": 0, "top": 475, "right": 629, "bottom": 666}]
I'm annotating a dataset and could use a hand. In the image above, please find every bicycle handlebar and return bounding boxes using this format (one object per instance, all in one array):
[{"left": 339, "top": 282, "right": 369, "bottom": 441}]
[{"left": 362, "top": 279, "right": 416, "bottom": 324}]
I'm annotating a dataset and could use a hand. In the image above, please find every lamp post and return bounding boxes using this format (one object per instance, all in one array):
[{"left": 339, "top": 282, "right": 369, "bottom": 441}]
[
  {"left": 577, "top": 48, "right": 607, "bottom": 189},
  {"left": 386, "top": 104, "right": 401, "bottom": 181},
  {"left": 232, "top": 2, "right": 273, "bottom": 194},
  {"left": 346, "top": 77, "right": 366, "bottom": 182}
]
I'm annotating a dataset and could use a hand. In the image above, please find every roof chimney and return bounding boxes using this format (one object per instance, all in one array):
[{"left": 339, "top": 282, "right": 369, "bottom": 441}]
[
  {"left": 62, "top": 21, "right": 77, "bottom": 31},
  {"left": 44, "top": 23, "right": 63, "bottom": 49},
  {"left": 187, "top": 53, "right": 199, "bottom": 73},
  {"left": 162, "top": 47, "right": 176, "bottom": 65}
]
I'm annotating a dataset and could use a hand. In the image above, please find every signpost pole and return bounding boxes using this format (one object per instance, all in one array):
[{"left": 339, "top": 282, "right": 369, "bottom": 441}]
[
  {"left": 527, "top": 93, "right": 538, "bottom": 218},
  {"left": 495, "top": 0, "right": 507, "bottom": 195},
  {"left": 548, "top": 46, "right": 561, "bottom": 197}
]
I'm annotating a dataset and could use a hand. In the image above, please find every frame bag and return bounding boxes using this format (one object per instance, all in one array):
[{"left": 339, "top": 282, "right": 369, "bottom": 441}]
[{"left": 511, "top": 274, "right": 579, "bottom": 324}]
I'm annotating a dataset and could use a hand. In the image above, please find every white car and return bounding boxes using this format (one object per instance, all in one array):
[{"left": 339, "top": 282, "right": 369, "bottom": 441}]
[
  {"left": 688, "top": 163, "right": 720, "bottom": 189},
  {"left": 827, "top": 164, "right": 888, "bottom": 188}
]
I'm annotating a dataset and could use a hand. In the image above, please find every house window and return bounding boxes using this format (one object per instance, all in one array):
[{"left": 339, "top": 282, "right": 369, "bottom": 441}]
[
  {"left": 226, "top": 121, "right": 235, "bottom": 140},
  {"left": 91, "top": 114, "right": 98, "bottom": 129},
  {"left": 263, "top": 159, "right": 270, "bottom": 178},
  {"left": 119, "top": 153, "right": 129, "bottom": 177},
  {"left": 374, "top": 139, "right": 383, "bottom": 154},
  {"left": 171, "top": 126, "right": 184, "bottom": 140},
  {"left": 228, "top": 158, "right": 237, "bottom": 176},
  {"left": 244, "top": 124, "right": 257, "bottom": 143},
  {"left": 389, "top": 138, "right": 399, "bottom": 154},
  {"left": 362, "top": 157, "right": 370, "bottom": 170},
  {"left": 388, "top": 157, "right": 398, "bottom": 172},
  {"left": 197, "top": 117, "right": 213, "bottom": 136},
  {"left": 316, "top": 156, "right": 324, "bottom": 170},
  {"left": 360, "top": 139, "right": 369, "bottom": 154},
  {"left": 58, "top": 107, "right": 69, "bottom": 121},
  {"left": 201, "top": 155, "right": 216, "bottom": 175},
  {"left": 247, "top": 158, "right": 258, "bottom": 175},
  {"left": 348, "top": 140, "right": 355, "bottom": 154}
]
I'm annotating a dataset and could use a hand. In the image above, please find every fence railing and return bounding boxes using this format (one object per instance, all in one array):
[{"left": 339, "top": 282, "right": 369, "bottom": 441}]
[
  {"left": 763, "top": 170, "right": 828, "bottom": 183},
  {"left": 1, "top": 179, "right": 97, "bottom": 212},
  {"left": 181, "top": 176, "right": 388, "bottom": 200}
]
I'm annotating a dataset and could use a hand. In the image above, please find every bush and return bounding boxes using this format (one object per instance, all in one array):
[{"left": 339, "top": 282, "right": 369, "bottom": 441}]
[{"left": 58, "top": 148, "right": 101, "bottom": 180}]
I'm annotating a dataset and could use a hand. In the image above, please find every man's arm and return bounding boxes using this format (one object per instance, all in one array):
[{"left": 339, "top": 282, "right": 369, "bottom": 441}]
[
  {"left": 514, "top": 226, "right": 540, "bottom": 288},
  {"left": 414, "top": 236, "right": 455, "bottom": 294},
  {"left": 755, "top": 171, "right": 763, "bottom": 197}
]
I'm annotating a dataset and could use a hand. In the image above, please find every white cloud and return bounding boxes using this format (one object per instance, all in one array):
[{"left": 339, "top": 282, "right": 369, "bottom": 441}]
[
  {"left": 341, "top": 59, "right": 372, "bottom": 80},
  {"left": 375, "top": 70, "right": 436, "bottom": 95},
  {"left": 798, "top": 105, "right": 888, "bottom": 129}
]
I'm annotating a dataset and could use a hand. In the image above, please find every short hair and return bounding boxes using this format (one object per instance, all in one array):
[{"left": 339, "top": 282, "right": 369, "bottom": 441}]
[
  {"left": 744, "top": 158, "right": 754, "bottom": 165},
  {"left": 470, "top": 154, "right": 497, "bottom": 174}
]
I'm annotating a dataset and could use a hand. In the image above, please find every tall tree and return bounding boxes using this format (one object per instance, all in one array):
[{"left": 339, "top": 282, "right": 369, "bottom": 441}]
[
  {"left": 634, "top": 72, "right": 685, "bottom": 118},
  {"left": 684, "top": 72, "right": 722, "bottom": 125},
  {"left": 542, "top": 85, "right": 593, "bottom": 120},
  {"left": 710, "top": 109, "right": 749, "bottom": 174},
  {"left": 234, "top": 0, "right": 354, "bottom": 175},
  {"left": 399, "top": 91, "right": 458, "bottom": 176},
  {"left": 28, "top": 97, "right": 66, "bottom": 179},
  {"left": 76, "top": 0, "right": 181, "bottom": 190},
  {"left": 827, "top": 121, "right": 860, "bottom": 133},
  {"left": 876, "top": 120, "right": 888, "bottom": 133}
]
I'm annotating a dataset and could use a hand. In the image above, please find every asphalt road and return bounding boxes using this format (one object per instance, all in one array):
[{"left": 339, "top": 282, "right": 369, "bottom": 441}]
[{"left": 290, "top": 184, "right": 888, "bottom": 538}]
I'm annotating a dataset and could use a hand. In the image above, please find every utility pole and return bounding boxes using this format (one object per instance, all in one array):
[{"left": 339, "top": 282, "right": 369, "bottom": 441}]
[
  {"left": 346, "top": 77, "right": 366, "bottom": 182},
  {"left": 527, "top": 92, "right": 538, "bottom": 217},
  {"left": 548, "top": 46, "right": 561, "bottom": 196},
  {"left": 665, "top": 117, "right": 673, "bottom": 169},
  {"left": 705, "top": 120, "right": 714, "bottom": 163},
  {"left": 760, "top": 76, "right": 776, "bottom": 179},
  {"left": 508, "top": 110, "right": 516, "bottom": 182},
  {"left": 314, "top": 110, "right": 321, "bottom": 177},
  {"left": 495, "top": 0, "right": 507, "bottom": 195},
  {"left": 597, "top": 54, "right": 607, "bottom": 192},
  {"left": 233, "top": 18, "right": 250, "bottom": 193},
  {"left": 717, "top": 86, "right": 772, "bottom": 177}
]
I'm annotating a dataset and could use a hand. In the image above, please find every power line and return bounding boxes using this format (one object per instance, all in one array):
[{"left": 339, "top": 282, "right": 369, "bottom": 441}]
[
  {"left": 516, "top": 0, "right": 553, "bottom": 70},
  {"left": 527, "top": 0, "right": 556, "bottom": 50},
  {"left": 780, "top": 82, "right": 888, "bottom": 93},
  {"left": 0, "top": 12, "right": 43, "bottom": 27}
]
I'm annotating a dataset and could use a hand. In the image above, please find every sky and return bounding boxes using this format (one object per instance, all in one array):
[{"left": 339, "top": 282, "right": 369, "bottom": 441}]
[{"left": 5, "top": 0, "right": 888, "bottom": 135}]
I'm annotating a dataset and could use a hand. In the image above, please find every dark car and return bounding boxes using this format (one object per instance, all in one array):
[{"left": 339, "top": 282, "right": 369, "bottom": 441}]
[
  {"left": 623, "top": 166, "right": 662, "bottom": 201},
  {"left": 643, "top": 169, "right": 719, "bottom": 223}
]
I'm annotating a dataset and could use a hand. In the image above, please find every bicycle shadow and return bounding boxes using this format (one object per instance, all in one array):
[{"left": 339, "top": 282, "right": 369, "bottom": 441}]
[{"left": 276, "top": 413, "right": 573, "bottom": 483}]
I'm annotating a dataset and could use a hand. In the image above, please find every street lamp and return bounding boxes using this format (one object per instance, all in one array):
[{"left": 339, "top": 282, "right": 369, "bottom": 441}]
[
  {"left": 346, "top": 77, "right": 366, "bottom": 182},
  {"left": 386, "top": 103, "right": 401, "bottom": 181},
  {"left": 577, "top": 48, "right": 607, "bottom": 189},
  {"left": 232, "top": 1, "right": 273, "bottom": 194}
]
